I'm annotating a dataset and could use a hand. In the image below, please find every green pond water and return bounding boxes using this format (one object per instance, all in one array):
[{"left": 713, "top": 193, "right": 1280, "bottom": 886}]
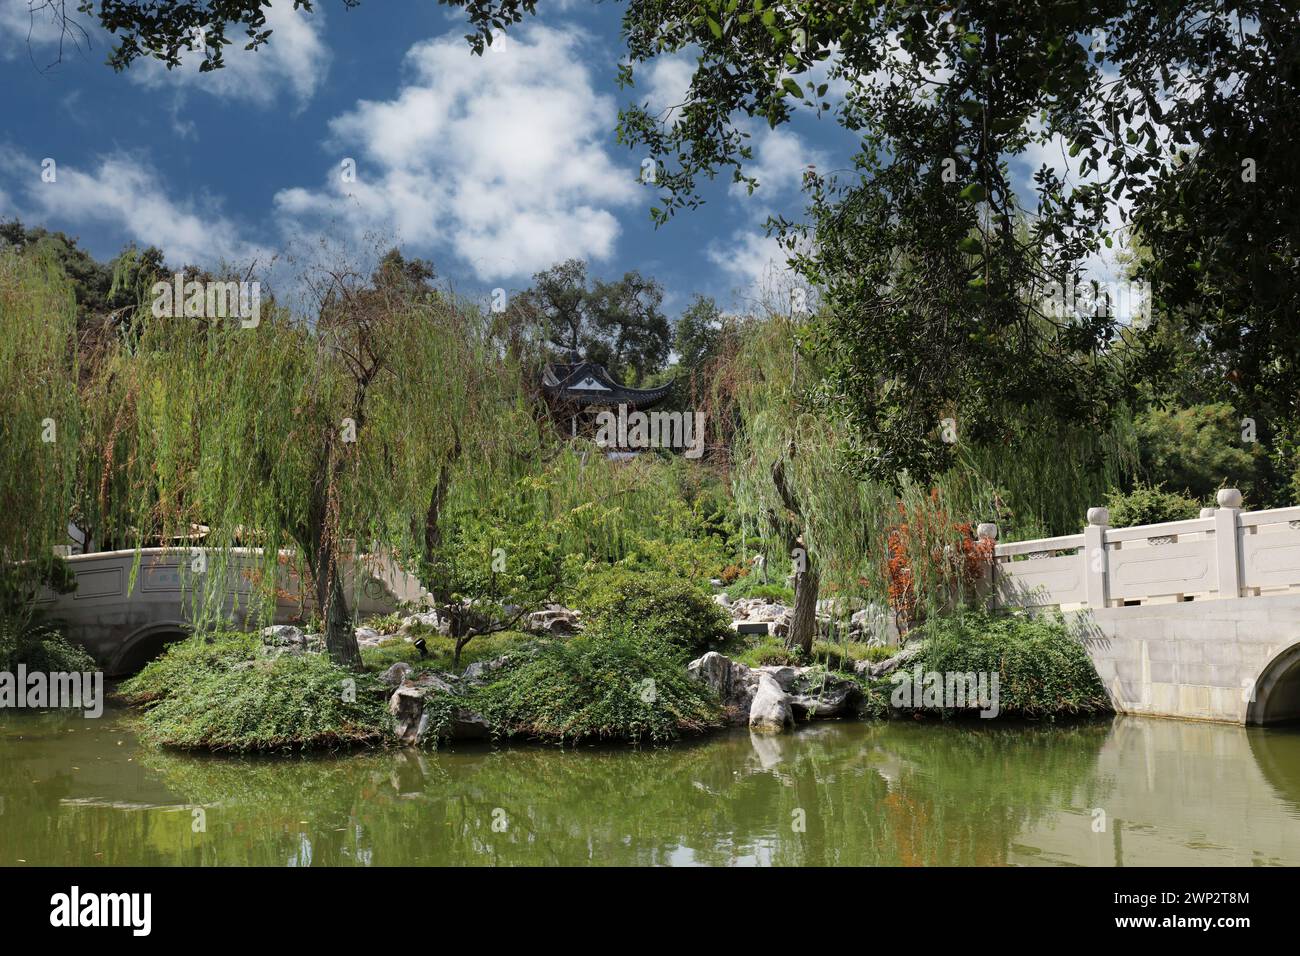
[{"left": 3, "top": 701, "right": 1300, "bottom": 866}]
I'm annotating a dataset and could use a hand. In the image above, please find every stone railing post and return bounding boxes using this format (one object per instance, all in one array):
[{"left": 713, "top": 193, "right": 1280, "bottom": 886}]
[
  {"left": 977, "top": 522, "right": 998, "bottom": 608},
  {"left": 1214, "top": 488, "right": 1243, "bottom": 599},
  {"left": 1084, "top": 506, "right": 1110, "bottom": 609}
]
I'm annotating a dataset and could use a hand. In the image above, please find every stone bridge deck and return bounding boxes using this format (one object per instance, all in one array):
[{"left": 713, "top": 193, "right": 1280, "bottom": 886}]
[{"left": 988, "top": 490, "right": 1300, "bottom": 725}]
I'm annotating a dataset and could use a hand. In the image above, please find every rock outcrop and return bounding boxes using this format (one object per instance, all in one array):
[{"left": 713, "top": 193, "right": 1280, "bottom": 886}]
[
  {"left": 525, "top": 605, "right": 582, "bottom": 635},
  {"left": 749, "top": 673, "right": 794, "bottom": 733},
  {"left": 687, "top": 651, "right": 864, "bottom": 732},
  {"left": 856, "top": 641, "right": 924, "bottom": 679},
  {"left": 388, "top": 672, "right": 491, "bottom": 746},
  {"left": 688, "top": 651, "right": 761, "bottom": 722}
]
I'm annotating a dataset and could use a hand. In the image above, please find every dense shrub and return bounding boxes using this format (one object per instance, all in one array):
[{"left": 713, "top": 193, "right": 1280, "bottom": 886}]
[
  {"left": 473, "top": 627, "right": 722, "bottom": 744},
  {"left": 120, "top": 633, "right": 389, "bottom": 751},
  {"left": 0, "top": 620, "right": 97, "bottom": 673},
  {"left": 883, "top": 490, "right": 994, "bottom": 635},
  {"left": 913, "top": 611, "right": 1111, "bottom": 718},
  {"left": 1135, "top": 403, "right": 1264, "bottom": 500},
  {"left": 574, "top": 567, "right": 732, "bottom": 654},
  {"left": 1103, "top": 481, "right": 1201, "bottom": 528}
]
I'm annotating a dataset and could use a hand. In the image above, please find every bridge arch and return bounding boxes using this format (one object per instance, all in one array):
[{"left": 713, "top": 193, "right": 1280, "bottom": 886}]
[
  {"left": 107, "top": 621, "right": 192, "bottom": 676},
  {"left": 1247, "top": 642, "right": 1300, "bottom": 726}
]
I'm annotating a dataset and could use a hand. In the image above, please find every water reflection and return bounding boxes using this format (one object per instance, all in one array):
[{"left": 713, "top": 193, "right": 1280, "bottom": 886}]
[{"left": 1, "top": 705, "right": 1298, "bottom": 866}]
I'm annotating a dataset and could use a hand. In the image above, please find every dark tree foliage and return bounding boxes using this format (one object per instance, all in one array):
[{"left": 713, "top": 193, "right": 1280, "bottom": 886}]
[
  {"left": 38, "top": 0, "right": 535, "bottom": 71},
  {"left": 512, "top": 258, "right": 670, "bottom": 385}
]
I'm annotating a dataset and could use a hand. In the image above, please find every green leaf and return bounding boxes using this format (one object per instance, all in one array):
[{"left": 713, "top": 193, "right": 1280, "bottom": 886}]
[
  {"left": 958, "top": 183, "right": 986, "bottom": 202},
  {"left": 958, "top": 236, "right": 983, "bottom": 255},
  {"left": 707, "top": 16, "right": 723, "bottom": 39},
  {"left": 781, "top": 77, "right": 805, "bottom": 99}
]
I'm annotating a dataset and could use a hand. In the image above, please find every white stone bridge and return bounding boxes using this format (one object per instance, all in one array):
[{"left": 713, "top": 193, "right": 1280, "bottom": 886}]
[
  {"left": 989, "top": 490, "right": 1300, "bottom": 725},
  {"left": 35, "top": 548, "right": 426, "bottom": 675}
]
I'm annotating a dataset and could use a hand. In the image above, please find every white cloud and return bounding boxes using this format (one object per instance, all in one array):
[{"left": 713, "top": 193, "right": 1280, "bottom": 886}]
[
  {"left": 706, "top": 229, "right": 812, "bottom": 310},
  {"left": 126, "top": 1, "right": 329, "bottom": 108},
  {"left": 730, "top": 125, "right": 825, "bottom": 200},
  {"left": 636, "top": 51, "right": 696, "bottom": 120},
  {"left": 0, "top": 147, "right": 269, "bottom": 269},
  {"left": 276, "top": 25, "right": 639, "bottom": 281}
]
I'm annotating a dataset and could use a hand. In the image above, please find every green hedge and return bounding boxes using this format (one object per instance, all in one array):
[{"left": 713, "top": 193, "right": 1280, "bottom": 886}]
[
  {"left": 0, "top": 621, "right": 97, "bottom": 673},
  {"left": 574, "top": 567, "right": 732, "bottom": 654},
  {"left": 903, "top": 611, "right": 1112, "bottom": 719}
]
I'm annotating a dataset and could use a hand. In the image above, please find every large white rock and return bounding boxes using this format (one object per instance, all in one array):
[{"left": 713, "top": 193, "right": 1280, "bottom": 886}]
[{"left": 749, "top": 673, "right": 794, "bottom": 733}]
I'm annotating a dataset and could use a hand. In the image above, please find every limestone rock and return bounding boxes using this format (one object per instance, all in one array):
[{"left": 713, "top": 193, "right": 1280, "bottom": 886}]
[
  {"left": 380, "top": 662, "right": 412, "bottom": 687},
  {"left": 857, "top": 641, "right": 925, "bottom": 679},
  {"left": 688, "top": 651, "right": 761, "bottom": 724},
  {"left": 387, "top": 671, "right": 489, "bottom": 746},
  {"left": 260, "top": 624, "right": 306, "bottom": 648},
  {"left": 690, "top": 651, "right": 864, "bottom": 727},
  {"left": 748, "top": 673, "right": 794, "bottom": 733},
  {"left": 460, "top": 655, "right": 513, "bottom": 685},
  {"left": 788, "top": 670, "right": 862, "bottom": 719},
  {"left": 756, "top": 665, "right": 799, "bottom": 691},
  {"left": 399, "top": 612, "right": 442, "bottom": 635}
]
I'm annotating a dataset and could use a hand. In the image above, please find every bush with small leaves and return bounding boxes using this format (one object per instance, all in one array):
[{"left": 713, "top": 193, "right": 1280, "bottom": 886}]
[
  {"left": 574, "top": 567, "right": 732, "bottom": 654},
  {"left": 1103, "top": 481, "right": 1202, "bottom": 528}
]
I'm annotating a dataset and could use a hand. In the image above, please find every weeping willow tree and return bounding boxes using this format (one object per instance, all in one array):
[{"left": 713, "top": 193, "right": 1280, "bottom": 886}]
[
  {"left": 0, "top": 248, "right": 80, "bottom": 618},
  {"left": 723, "top": 310, "right": 892, "bottom": 653},
  {"left": 80, "top": 253, "right": 537, "bottom": 668},
  {"left": 722, "top": 304, "right": 1136, "bottom": 646}
]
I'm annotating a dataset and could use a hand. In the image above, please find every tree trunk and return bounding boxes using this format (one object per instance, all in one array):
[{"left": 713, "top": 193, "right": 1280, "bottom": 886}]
[
  {"left": 319, "top": 565, "right": 362, "bottom": 669},
  {"left": 305, "top": 499, "right": 361, "bottom": 669},
  {"left": 788, "top": 563, "right": 820, "bottom": 657},
  {"left": 452, "top": 633, "right": 472, "bottom": 671},
  {"left": 770, "top": 456, "right": 820, "bottom": 657}
]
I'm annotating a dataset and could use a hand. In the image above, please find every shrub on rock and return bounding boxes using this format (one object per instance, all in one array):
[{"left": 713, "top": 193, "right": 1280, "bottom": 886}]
[
  {"left": 912, "top": 611, "right": 1111, "bottom": 718},
  {"left": 574, "top": 567, "right": 732, "bottom": 654}
]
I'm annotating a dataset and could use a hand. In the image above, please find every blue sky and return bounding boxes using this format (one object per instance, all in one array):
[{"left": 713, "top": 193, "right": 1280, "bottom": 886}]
[{"left": 0, "top": 0, "right": 855, "bottom": 318}]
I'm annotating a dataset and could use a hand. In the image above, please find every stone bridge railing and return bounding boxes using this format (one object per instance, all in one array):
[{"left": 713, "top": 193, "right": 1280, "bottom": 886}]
[
  {"left": 36, "top": 546, "right": 431, "bottom": 673},
  {"left": 986, "top": 489, "right": 1300, "bottom": 611}
]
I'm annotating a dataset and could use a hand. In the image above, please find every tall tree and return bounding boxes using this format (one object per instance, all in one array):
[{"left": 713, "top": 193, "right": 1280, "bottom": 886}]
[{"left": 514, "top": 259, "right": 670, "bottom": 384}]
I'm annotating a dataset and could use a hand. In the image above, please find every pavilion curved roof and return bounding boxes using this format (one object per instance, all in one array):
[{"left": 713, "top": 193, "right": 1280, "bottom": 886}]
[{"left": 542, "top": 361, "right": 674, "bottom": 408}]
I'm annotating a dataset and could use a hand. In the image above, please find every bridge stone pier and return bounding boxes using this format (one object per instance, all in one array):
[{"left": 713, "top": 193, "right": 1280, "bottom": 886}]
[
  {"left": 989, "top": 490, "right": 1300, "bottom": 726},
  {"left": 37, "top": 547, "right": 427, "bottom": 675}
]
